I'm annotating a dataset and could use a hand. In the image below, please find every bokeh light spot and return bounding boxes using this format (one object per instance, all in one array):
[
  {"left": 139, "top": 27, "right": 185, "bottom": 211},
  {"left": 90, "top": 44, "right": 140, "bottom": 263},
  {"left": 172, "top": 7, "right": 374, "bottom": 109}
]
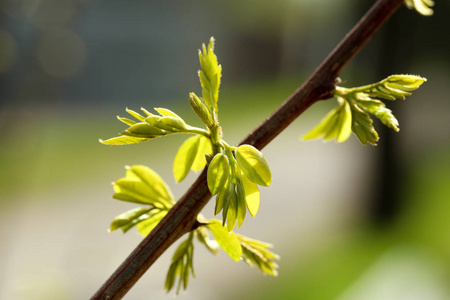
[
  {"left": 37, "top": 29, "right": 87, "bottom": 79},
  {"left": 0, "top": 29, "right": 18, "bottom": 74}
]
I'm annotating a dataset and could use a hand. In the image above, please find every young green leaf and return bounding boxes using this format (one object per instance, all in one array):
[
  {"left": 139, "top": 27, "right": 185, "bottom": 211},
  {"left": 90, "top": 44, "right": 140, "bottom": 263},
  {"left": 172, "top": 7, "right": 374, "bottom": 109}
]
[
  {"left": 191, "top": 136, "right": 212, "bottom": 171},
  {"left": 198, "top": 37, "right": 221, "bottom": 113},
  {"left": 207, "top": 220, "right": 242, "bottom": 262},
  {"left": 302, "top": 99, "right": 351, "bottom": 143},
  {"left": 126, "top": 165, "right": 174, "bottom": 205},
  {"left": 235, "top": 145, "right": 272, "bottom": 187},
  {"left": 164, "top": 233, "right": 195, "bottom": 295},
  {"left": 356, "top": 99, "right": 399, "bottom": 131},
  {"left": 109, "top": 207, "right": 151, "bottom": 233},
  {"left": 236, "top": 234, "right": 279, "bottom": 276},
  {"left": 117, "top": 116, "right": 136, "bottom": 126},
  {"left": 155, "top": 107, "right": 183, "bottom": 119},
  {"left": 302, "top": 105, "right": 341, "bottom": 141},
  {"left": 154, "top": 116, "right": 188, "bottom": 132},
  {"left": 350, "top": 104, "right": 379, "bottom": 145},
  {"left": 126, "top": 108, "right": 145, "bottom": 121},
  {"left": 240, "top": 170, "right": 260, "bottom": 217},
  {"left": 189, "top": 92, "right": 214, "bottom": 128},
  {"left": 113, "top": 178, "right": 167, "bottom": 207},
  {"left": 99, "top": 136, "right": 150, "bottom": 145},
  {"left": 124, "top": 122, "right": 167, "bottom": 137},
  {"left": 136, "top": 209, "right": 168, "bottom": 236},
  {"left": 207, "top": 153, "right": 230, "bottom": 195},
  {"left": 235, "top": 176, "right": 247, "bottom": 228},
  {"left": 195, "top": 226, "right": 220, "bottom": 255},
  {"left": 226, "top": 191, "right": 237, "bottom": 231},
  {"left": 113, "top": 165, "right": 174, "bottom": 209},
  {"left": 173, "top": 135, "right": 201, "bottom": 182},
  {"left": 215, "top": 179, "right": 232, "bottom": 216}
]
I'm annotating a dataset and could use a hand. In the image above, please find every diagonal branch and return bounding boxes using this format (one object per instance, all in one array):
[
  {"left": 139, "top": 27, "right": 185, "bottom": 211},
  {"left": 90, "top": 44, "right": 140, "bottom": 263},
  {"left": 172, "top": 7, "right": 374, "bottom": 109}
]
[{"left": 91, "top": 0, "right": 405, "bottom": 299}]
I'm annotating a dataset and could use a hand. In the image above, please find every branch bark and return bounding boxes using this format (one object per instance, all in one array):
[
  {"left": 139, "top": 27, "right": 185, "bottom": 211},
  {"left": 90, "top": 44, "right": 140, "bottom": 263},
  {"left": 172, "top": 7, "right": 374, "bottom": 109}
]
[{"left": 91, "top": 0, "right": 405, "bottom": 298}]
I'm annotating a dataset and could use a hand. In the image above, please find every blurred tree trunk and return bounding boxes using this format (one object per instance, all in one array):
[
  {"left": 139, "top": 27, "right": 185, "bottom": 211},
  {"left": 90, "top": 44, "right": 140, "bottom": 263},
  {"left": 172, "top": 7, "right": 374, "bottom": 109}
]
[{"left": 367, "top": 7, "right": 417, "bottom": 225}]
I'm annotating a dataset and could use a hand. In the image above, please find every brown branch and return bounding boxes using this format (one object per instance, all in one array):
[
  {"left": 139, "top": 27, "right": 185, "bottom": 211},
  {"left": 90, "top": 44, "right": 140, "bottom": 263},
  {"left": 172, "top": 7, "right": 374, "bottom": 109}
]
[{"left": 91, "top": 0, "right": 405, "bottom": 299}]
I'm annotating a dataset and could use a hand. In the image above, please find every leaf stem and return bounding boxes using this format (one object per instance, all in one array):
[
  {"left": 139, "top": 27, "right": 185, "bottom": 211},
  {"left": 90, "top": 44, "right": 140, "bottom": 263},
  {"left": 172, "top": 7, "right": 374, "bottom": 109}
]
[{"left": 91, "top": 0, "right": 405, "bottom": 298}]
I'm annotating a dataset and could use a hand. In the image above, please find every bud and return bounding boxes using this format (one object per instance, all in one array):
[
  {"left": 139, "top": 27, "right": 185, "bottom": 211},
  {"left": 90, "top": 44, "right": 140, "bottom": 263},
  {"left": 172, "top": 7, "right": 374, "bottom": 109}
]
[{"left": 189, "top": 92, "right": 214, "bottom": 128}]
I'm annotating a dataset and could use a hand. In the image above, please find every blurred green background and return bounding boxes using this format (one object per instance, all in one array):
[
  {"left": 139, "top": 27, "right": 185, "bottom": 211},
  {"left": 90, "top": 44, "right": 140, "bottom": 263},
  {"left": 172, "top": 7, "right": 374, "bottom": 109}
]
[{"left": 1, "top": 0, "right": 450, "bottom": 299}]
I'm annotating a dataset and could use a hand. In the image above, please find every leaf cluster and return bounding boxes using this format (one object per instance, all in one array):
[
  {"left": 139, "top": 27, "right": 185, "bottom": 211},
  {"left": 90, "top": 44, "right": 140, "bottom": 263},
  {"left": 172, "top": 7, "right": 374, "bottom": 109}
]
[
  {"left": 303, "top": 75, "right": 426, "bottom": 145},
  {"left": 208, "top": 144, "right": 271, "bottom": 231},
  {"left": 109, "top": 165, "right": 174, "bottom": 235},
  {"left": 104, "top": 38, "right": 277, "bottom": 294},
  {"left": 405, "top": 0, "right": 434, "bottom": 16},
  {"left": 109, "top": 165, "right": 278, "bottom": 294}
]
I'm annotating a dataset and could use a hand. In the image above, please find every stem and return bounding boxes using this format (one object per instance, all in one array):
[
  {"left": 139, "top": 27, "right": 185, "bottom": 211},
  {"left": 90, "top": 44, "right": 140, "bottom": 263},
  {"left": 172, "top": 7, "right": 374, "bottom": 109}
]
[{"left": 91, "top": 0, "right": 405, "bottom": 298}]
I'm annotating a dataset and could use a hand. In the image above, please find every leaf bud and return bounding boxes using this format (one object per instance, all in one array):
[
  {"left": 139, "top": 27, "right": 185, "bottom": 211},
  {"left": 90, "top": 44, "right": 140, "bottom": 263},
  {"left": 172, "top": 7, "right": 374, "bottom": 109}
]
[{"left": 189, "top": 92, "right": 214, "bottom": 128}]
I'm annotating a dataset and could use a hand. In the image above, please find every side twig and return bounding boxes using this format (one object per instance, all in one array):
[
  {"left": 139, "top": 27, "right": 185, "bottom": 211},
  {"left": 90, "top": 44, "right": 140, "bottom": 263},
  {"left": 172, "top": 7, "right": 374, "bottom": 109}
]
[{"left": 91, "top": 0, "right": 405, "bottom": 298}]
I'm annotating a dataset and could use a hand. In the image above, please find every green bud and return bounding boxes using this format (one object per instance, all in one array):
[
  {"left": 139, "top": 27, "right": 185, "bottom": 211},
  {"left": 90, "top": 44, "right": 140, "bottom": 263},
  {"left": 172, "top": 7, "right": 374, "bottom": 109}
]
[{"left": 189, "top": 92, "right": 214, "bottom": 128}]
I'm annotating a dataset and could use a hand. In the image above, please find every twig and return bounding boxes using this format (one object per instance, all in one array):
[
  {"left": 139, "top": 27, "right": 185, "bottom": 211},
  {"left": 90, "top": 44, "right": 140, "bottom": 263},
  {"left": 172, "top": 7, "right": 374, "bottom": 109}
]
[{"left": 91, "top": 0, "right": 405, "bottom": 298}]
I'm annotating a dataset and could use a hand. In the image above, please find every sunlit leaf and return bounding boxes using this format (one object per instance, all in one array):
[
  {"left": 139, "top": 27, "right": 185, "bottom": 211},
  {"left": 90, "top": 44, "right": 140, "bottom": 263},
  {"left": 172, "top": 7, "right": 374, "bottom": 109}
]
[
  {"left": 235, "top": 176, "right": 247, "bottom": 228},
  {"left": 350, "top": 104, "right": 379, "bottom": 145},
  {"left": 356, "top": 99, "right": 399, "bottom": 131},
  {"left": 155, "top": 107, "right": 183, "bottom": 119},
  {"left": 207, "top": 220, "right": 242, "bottom": 261},
  {"left": 207, "top": 153, "right": 230, "bottom": 195},
  {"left": 302, "top": 105, "right": 341, "bottom": 141},
  {"left": 126, "top": 165, "right": 174, "bottom": 204},
  {"left": 113, "top": 179, "right": 165, "bottom": 207},
  {"left": 215, "top": 179, "right": 231, "bottom": 216},
  {"left": 303, "top": 99, "right": 351, "bottom": 143},
  {"left": 117, "top": 116, "right": 136, "bottom": 126},
  {"left": 109, "top": 207, "right": 151, "bottom": 233},
  {"left": 155, "top": 116, "right": 187, "bottom": 132},
  {"left": 226, "top": 191, "right": 237, "bottom": 231},
  {"left": 164, "top": 233, "right": 195, "bottom": 295},
  {"left": 173, "top": 135, "right": 201, "bottom": 182},
  {"left": 136, "top": 209, "right": 168, "bottom": 236},
  {"left": 99, "top": 136, "right": 150, "bottom": 145},
  {"left": 125, "top": 123, "right": 166, "bottom": 137},
  {"left": 235, "top": 145, "right": 272, "bottom": 187},
  {"left": 126, "top": 108, "right": 145, "bottom": 121},
  {"left": 198, "top": 37, "right": 221, "bottom": 112},
  {"left": 336, "top": 100, "right": 352, "bottom": 142},
  {"left": 237, "top": 234, "right": 279, "bottom": 276},
  {"left": 189, "top": 92, "right": 214, "bottom": 128},
  {"left": 191, "top": 136, "right": 212, "bottom": 171},
  {"left": 405, "top": 0, "right": 434, "bottom": 16},
  {"left": 141, "top": 107, "right": 155, "bottom": 117},
  {"left": 240, "top": 170, "right": 260, "bottom": 217},
  {"left": 196, "top": 226, "right": 220, "bottom": 255}
]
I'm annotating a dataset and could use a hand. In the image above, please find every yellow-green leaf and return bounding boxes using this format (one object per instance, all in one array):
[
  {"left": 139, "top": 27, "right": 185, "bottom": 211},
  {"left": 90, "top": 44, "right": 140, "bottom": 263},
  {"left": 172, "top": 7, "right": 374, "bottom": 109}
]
[
  {"left": 99, "top": 136, "right": 150, "bottom": 145},
  {"left": 235, "top": 145, "right": 272, "bottom": 187},
  {"left": 173, "top": 135, "right": 201, "bottom": 182},
  {"left": 207, "top": 153, "right": 230, "bottom": 195},
  {"left": 155, "top": 107, "right": 182, "bottom": 119},
  {"left": 241, "top": 171, "right": 260, "bottom": 217},
  {"left": 109, "top": 207, "right": 150, "bottom": 232},
  {"left": 136, "top": 209, "right": 168, "bottom": 236},
  {"left": 191, "top": 136, "right": 212, "bottom": 171},
  {"left": 336, "top": 100, "right": 352, "bottom": 142},
  {"left": 207, "top": 219, "right": 242, "bottom": 261},
  {"left": 126, "top": 165, "right": 174, "bottom": 204},
  {"left": 126, "top": 123, "right": 166, "bottom": 137},
  {"left": 303, "top": 105, "right": 341, "bottom": 141}
]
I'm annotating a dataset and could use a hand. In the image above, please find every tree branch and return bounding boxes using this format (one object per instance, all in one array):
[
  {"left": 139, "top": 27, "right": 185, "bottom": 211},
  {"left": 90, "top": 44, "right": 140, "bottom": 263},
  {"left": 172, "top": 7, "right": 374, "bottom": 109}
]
[{"left": 91, "top": 0, "right": 405, "bottom": 298}]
